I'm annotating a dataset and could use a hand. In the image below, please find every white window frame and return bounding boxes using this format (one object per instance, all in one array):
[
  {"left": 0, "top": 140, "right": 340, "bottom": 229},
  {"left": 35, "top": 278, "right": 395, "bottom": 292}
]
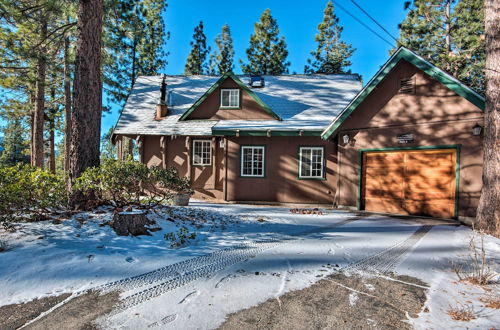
[
  {"left": 298, "top": 147, "right": 324, "bottom": 179},
  {"left": 192, "top": 139, "right": 212, "bottom": 166},
  {"left": 220, "top": 89, "right": 240, "bottom": 108},
  {"left": 240, "top": 146, "right": 265, "bottom": 177}
]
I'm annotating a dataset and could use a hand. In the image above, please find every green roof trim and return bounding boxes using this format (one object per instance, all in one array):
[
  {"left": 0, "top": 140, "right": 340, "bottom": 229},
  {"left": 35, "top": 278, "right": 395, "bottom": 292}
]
[
  {"left": 179, "top": 72, "right": 281, "bottom": 121},
  {"left": 212, "top": 129, "right": 322, "bottom": 137},
  {"left": 321, "top": 47, "right": 485, "bottom": 140}
]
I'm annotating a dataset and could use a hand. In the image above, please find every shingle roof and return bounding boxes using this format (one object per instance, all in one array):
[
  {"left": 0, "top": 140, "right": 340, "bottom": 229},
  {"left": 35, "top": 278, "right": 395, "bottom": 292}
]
[{"left": 113, "top": 74, "right": 362, "bottom": 136}]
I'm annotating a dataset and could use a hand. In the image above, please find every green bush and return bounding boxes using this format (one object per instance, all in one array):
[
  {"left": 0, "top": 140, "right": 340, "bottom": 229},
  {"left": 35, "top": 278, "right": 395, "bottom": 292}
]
[
  {"left": 0, "top": 164, "right": 67, "bottom": 221},
  {"left": 164, "top": 226, "right": 197, "bottom": 247},
  {"left": 74, "top": 159, "right": 193, "bottom": 207}
]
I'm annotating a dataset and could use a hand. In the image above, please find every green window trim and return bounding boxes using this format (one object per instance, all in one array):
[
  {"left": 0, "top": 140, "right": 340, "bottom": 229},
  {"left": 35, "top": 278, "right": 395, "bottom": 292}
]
[
  {"left": 322, "top": 47, "right": 485, "bottom": 140},
  {"left": 297, "top": 146, "right": 326, "bottom": 180},
  {"left": 179, "top": 72, "right": 281, "bottom": 121},
  {"left": 356, "top": 144, "right": 461, "bottom": 219},
  {"left": 239, "top": 145, "right": 266, "bottom": 178}
]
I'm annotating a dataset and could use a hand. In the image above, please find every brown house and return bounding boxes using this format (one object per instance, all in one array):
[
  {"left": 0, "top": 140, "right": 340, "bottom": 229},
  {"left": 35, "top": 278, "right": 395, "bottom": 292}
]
[{"left": 113, "top": 47, "right": 484, "bottom": 221}]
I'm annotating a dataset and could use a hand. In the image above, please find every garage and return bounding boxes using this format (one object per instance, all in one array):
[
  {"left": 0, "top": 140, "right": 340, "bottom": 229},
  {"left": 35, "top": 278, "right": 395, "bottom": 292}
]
[{"left": 361, "top": 149, "right": 457, "bottom": 218}]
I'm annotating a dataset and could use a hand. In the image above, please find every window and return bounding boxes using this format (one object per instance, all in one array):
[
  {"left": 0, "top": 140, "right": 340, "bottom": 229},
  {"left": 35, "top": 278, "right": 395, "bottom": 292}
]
[
  {"left": 299, "top": 147, "right": 324, "bottom": 179},
  {"left": 220, "top": 89, "right": 240, "bottom": 108},
  {"left": 192, "top": 140, "right": 211, "bottom": 166},
  {"left": 241, "top": 146, "right": 265, "bottom": 177}
]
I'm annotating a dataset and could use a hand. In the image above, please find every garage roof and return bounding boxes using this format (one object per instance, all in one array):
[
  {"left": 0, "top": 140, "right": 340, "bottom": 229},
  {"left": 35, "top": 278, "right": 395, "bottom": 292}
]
[{"left": 321, "top": 47, "right": 486, "bottom": 140}]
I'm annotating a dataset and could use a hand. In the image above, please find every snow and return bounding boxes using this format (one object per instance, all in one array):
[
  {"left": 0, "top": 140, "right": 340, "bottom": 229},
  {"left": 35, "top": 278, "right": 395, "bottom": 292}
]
[{"left": 0, "top": 202, "right": 498, "bottom": 329}]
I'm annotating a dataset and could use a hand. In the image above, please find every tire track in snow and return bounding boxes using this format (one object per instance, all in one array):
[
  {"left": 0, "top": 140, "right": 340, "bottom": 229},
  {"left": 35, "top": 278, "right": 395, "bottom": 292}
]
[{"left": 106, "top": 217, "right": 360, "bottom": 313}]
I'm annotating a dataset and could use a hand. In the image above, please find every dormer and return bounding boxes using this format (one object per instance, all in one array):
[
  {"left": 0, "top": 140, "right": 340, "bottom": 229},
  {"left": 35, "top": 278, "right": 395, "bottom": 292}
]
[{"left": 179, "top": 73, "right": 280, "bottom": 121}]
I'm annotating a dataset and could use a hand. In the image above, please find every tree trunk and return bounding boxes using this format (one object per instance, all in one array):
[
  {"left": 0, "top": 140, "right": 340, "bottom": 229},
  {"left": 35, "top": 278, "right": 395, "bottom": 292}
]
[
  {"left": 48, "top": 89, "right": 56, "bottom": 174},
  {"left": 32, "top": 15, "right": 47, "bottom": 169},
  {"left": 476, "top": 0, "right": 500, "bottom": 236},
  {"left": 68, "top": 0, "right": 103, "bottom": 194},
  {"left": 64, "top": 34, "right": 72, "bottom": 173}
]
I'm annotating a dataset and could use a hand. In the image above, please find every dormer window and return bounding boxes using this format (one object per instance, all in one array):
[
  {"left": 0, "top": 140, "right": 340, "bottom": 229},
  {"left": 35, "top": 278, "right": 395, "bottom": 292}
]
[{"left": 220, "top": 89, "right": 240, "bottom": 108}]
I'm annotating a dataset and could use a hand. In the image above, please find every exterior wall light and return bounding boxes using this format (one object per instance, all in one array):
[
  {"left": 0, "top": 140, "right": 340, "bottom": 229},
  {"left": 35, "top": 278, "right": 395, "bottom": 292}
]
[
  {"left": 342, "top": 134, "right": 350, "bottom": 144},
  {"left": 472, "top": 123, "right": 482, "bottom": 136}
]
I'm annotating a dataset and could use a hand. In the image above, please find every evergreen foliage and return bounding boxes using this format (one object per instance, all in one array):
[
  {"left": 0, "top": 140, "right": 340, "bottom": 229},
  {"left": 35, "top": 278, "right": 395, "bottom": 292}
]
[
  {"left": 304, "top": 1, "right": 355, "bottom": 74},
  {"left": 240, "top": 9, "right": 290, "bottom": 75},
  {"left": 208, "top": 24, "right": 235, "bottom": 75},
  {"left": 103, "top": 0, "right": 169, "bottom": 109},
  {"left": 184, "top": 21, "right": 210, "bottom": 75},
  {"left": 397, "top": 0, "right": 485, "bottom": 93},
  {"left": 0, "top": 117, "right": 30, "bottom": 166}
]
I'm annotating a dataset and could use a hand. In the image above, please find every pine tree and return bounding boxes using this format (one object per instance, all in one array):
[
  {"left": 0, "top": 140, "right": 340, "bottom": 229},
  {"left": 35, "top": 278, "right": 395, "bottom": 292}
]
[
  {"left": 451, "top": 0, "right": 485, "bottom": 93},
  {"left": 184, "top": 21, "right": 210, "bottom": 75},
  {"left": 68, "top": 0, "right": 103, "bottom": 193},
  {"left": 0, "top": 114, "right": 30, "bottom": 166},
  {"left": 305, "top": 1, "right": 355, "bottom": 74},
  {"left": 397, "top": 0, "right": 485, "bottom": 93},
  {"left": 240, "top": 9, "right": 290, "bottom": 75},
  {"left": 103, "top": 0, "right": 168, "bottom": 108},
  {"left": 208, "top": 24, "right": 234, "bottom": 75}
]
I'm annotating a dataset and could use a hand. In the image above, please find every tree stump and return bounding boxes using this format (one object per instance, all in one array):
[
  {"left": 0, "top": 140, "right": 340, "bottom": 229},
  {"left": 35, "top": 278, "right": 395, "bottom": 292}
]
[{"left": 111, "top": 211, "right": 154, "bottom": 236}]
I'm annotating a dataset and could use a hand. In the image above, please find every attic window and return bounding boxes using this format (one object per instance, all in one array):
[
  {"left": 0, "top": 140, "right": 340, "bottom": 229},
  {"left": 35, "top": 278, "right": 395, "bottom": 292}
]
[
  {"left": 399, "top": 77, "right": 415, "bottom": 94},
  {"left": 220, "top": 89, "right": 240, "bottom": 108}
]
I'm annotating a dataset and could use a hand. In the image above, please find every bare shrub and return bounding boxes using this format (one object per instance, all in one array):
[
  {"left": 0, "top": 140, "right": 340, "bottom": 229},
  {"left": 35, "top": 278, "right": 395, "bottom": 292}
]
[
  {"left": 453, "top": 229, "right": 496, "bottom": 285},
  {"left": 447, "top": 304, "right": 477, "bottom": 321},
  {"left": 480, "top": 296, "right": 500, "bottom": 309}
]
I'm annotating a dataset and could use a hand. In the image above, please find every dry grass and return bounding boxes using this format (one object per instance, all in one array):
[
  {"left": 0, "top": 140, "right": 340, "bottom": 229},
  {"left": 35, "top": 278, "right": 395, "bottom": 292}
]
[
  {"left": 453, "top": 229, "right": 496, "bottom": 286},
  {"left": 480, "top": 296, "right": 500, "bottom": 309},
  {"left": 447, "top": 304, "right": 477, "bottom": 321}
]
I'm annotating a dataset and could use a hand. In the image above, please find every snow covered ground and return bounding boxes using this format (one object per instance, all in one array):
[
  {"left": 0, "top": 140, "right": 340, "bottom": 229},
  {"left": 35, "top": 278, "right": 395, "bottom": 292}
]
[{"left": 0, "top": 202, "right": 498, "bottom": 329}]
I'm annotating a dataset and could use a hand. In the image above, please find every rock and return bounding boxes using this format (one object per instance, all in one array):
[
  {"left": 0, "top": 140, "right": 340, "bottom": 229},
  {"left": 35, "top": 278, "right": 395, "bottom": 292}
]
[{"left": 111, "top": 211, "right": 155, "bottom": 236}]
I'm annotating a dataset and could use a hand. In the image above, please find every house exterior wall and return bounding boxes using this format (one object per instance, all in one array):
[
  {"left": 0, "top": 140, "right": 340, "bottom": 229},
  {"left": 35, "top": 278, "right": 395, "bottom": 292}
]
[
  {"left": 141, "top": 134, "right": 337, "bottom": 204},
  {"left": 336, "top": 60, "right": 484, "bottom": 218},
  {"left": 225, "top": 136, "right": 337, "bottom": 204},
  {"left": 184, "top": 78, "right": 275, "bottom": 120}
]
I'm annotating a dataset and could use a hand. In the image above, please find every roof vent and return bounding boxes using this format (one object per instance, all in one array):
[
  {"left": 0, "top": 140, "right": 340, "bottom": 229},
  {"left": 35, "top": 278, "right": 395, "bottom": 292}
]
[
  {"left": 398, "top": 77, "right": 415, "bottom": 94},
  {"left": 249, "top": 75, "right": 265, "bottom": 88}
]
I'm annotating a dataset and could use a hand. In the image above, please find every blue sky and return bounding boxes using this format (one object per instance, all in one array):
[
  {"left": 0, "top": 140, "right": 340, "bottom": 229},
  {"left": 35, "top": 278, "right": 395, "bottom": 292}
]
[
  {"left": 1, "top": 1, "right": 409, "bottom": 142},
  {"left": 101, "top": 0, "right": 407, "bottom": 134}
]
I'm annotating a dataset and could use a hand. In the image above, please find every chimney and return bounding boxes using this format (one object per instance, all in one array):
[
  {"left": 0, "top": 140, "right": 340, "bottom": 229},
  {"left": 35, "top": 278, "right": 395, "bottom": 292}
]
[{"left": 155, "top": 74, "right": 168, "bottom": 119}]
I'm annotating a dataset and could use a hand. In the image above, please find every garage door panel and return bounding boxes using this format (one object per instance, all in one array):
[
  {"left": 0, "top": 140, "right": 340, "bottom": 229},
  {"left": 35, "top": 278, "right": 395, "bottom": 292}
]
[
  {"left": 365, "top": 198, "right": 405, "bottom": 215},
  {"left": 365, "top": 152, "right": 404, "bottom": 164},
  {"left": 362, "top": 149, "right": 456, "bottom": 218},
  {"left": 406, "top": 165, "right": 454, "bottom": 177},
  {"left": 403, "top": 200, "right": 455, "bottom": 219},
  {"left": 407, "top": 152, "right": 454, "bottom": 166},
  {"left": 365, "top": 189, "right": 403, "bottom": 199}
]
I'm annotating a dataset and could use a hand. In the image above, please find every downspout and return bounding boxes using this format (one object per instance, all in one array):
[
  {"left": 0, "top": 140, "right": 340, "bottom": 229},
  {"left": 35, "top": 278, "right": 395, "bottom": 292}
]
[
  {"left": 224, "top": 137, "right": 228, "bottom": 201},
  {"left": 333, "top": 134, "right": 341, "bottom": 208}
]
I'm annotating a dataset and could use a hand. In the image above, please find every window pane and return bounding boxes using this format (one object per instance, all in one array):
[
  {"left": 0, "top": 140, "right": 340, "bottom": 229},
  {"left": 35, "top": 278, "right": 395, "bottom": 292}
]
[
  {"left": 193, "top": 140, "right": 211, "bottom": 165},
  {"left": 221, "top": 91, "right": 229, "bottom": 107},
  {"left": 300, "top": 148, "right": 323, "bottom": 178},
  {"left": 241, "top": 147, "right": 264, "bottom": 177}
]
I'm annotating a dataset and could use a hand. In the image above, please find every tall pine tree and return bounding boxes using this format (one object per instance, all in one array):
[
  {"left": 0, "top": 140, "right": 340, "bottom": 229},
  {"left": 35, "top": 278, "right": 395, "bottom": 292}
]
[
  {"left": 304, "top": 1, "right": 355, "bottom": 74},
  {"left": 208, "top": 24, "right": 235, "bottom": 75},
  {"left": 184, "top": 21, "right": 210, "bottom": 75},
  {"left": 397, "top": 0, "right": 485, "bottom": 93},
  {"left": 240, "top": 9, "right": 290, "bottom": 75},
  {"left": 103, "top": 0, "right": 168, "bottom": 108}
]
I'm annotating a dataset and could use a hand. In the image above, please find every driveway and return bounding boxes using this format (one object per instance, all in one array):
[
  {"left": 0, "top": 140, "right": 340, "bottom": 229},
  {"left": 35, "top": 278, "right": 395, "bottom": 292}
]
[{"left": 1, "top": 203, "right": 498, "bottom": 329}]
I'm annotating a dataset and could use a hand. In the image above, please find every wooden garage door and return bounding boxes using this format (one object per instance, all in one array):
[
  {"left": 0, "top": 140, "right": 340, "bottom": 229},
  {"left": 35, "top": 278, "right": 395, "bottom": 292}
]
[{"left": 362, "top": 149, "right": 457, "bottom": 218}]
